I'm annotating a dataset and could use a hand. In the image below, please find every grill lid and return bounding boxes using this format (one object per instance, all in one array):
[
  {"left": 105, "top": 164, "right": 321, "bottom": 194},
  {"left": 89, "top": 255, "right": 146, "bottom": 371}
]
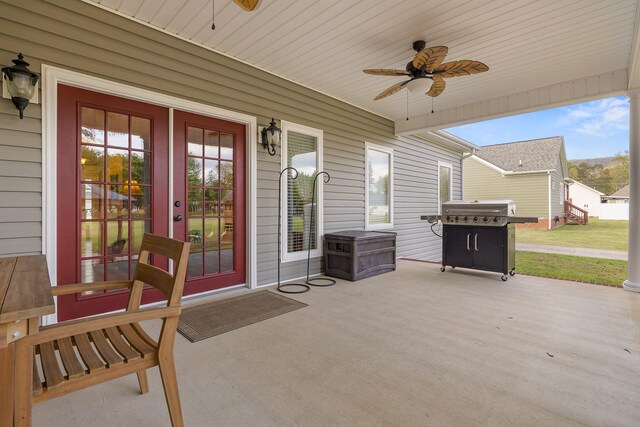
[{"left": 442, "top": 200, "right": 516, "bottom": 216}]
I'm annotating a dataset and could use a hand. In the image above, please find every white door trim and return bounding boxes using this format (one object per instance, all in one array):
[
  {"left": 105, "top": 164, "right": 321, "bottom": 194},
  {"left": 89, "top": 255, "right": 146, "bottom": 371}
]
[{"left": 41, "top": 65, "right": 258, "bottom": 322}]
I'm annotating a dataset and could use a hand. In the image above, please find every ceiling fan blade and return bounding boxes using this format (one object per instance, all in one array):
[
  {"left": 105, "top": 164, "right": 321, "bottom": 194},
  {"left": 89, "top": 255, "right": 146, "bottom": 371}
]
[
  {"left": 435, "top": 60, "right": 489, "bottom": 78},
  {"left": 427, "top": 76, "right": 446, "bottom": 97},
  {"left": 412, "top": 46, "right": 448, "bottom": 71},
  {"left": 233, "top": 0, "right": 262, "bottom": 11},
  {"left": 374, "top": 80, "right": 409, "bottom": 100},
  {"left": 363, "top": 69, "right": 411, "bottom": 76}
]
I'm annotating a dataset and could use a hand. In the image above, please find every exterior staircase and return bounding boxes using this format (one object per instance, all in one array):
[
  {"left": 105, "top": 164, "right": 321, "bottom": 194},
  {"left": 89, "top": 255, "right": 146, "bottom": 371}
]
[{"left": 565, "top": 201, "right": 588, "bottom": 225}]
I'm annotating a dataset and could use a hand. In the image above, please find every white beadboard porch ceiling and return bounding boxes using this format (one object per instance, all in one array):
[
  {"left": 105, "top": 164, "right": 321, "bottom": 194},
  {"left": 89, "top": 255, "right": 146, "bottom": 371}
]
[{"left": 87, "top": 0, "right": 640, "bottom": 135}]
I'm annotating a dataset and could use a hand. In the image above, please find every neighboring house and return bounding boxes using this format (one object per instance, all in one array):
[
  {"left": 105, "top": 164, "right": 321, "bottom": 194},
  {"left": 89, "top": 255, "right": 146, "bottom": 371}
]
[
  {"left": 567, "top": 179, "right": 604, "bottom": 217},
  {"left": 0, "top": 2, "right": 477, "bottom": 320},
  {"left": 463, "top": 137, "right": 571, "bottom": 229},
  {"left": 602, "top": 185, "right": 630, "bottom": 203}
]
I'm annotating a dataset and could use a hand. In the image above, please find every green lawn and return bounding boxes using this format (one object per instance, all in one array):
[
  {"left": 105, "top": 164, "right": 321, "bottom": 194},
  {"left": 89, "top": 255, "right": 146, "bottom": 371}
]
[
  {"left": 516, "top": 251, "right": 626, "bottom": 287},
  {"left": 517, "top": 219, "right": 628, "bottom": 251}
]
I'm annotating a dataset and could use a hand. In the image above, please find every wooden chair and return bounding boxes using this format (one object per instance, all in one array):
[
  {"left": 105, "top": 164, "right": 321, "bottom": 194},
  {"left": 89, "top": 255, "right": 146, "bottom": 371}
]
[{"left": 13, "top": 233, "right": 190, "bottom": 427}]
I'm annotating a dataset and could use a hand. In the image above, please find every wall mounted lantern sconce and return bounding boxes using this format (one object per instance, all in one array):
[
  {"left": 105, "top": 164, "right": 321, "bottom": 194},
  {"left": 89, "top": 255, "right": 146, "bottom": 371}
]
[
  {"left": 260, "top": 118, "right": 281, "bottom": 156},
  {"left": 2, "top": 53, "right": 39, "bottom": 119}
]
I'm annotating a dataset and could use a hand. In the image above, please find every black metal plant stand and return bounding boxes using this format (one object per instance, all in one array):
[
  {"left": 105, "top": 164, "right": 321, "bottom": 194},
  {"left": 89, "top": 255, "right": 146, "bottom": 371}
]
[
  {"left": 277, "top": 167, "right": 310, "bottom": 294},
  {"left": 305, "top": 171, "right": 336, "bottom": 287}
]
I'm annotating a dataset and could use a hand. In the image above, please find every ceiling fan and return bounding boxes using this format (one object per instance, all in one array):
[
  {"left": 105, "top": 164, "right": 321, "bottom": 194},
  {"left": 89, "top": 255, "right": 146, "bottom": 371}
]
[
  {"left": 233, "top": 0, "right": 261, "bottom": 11},
  {"left": 363, "top": 40, "right": 489, "bottom": 100}
]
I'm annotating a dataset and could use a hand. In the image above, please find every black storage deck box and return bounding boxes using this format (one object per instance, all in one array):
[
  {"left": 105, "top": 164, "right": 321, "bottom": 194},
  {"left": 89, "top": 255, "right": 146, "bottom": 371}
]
[{"left": 323, "top": 230, "right": 397, "bottom": 281}]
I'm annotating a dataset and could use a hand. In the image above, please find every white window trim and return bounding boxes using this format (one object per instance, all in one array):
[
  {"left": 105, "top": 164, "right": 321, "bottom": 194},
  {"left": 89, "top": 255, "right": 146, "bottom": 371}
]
[
  {"left": 280, "top": 120, "right": 324, "bottom": 263},
  {"left": 364, "top": 142, "right": 394, "bottom": 230},
  {"left": 437, "top": 161, "right": 453, "bottom": 215}
]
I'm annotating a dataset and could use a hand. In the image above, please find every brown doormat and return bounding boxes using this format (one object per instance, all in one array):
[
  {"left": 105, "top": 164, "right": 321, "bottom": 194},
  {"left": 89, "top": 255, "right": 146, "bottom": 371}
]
[{"left": 177, "top": 290, "right": 307, "bottom": 342}]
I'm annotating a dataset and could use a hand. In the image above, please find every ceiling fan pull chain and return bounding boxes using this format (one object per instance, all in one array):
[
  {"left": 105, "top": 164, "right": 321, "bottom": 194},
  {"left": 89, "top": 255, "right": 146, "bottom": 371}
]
[
  {"left": 431, "top": 96, "right": 434, "bottom": 114},
  {"left": 211, "top": 0, "right": 216, "bottom": 30},
  {"left": 406, "top": 89, "right": 409, "bottom": 121}
]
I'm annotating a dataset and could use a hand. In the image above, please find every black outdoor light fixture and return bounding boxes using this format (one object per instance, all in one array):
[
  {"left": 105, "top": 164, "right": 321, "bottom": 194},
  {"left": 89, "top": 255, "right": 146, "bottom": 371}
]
[
  {"left": 2, "top": 53, "right": 39, "bottom": 119},
  {"left": 261, "top": 118, "right": 281, "bottom": 156}
]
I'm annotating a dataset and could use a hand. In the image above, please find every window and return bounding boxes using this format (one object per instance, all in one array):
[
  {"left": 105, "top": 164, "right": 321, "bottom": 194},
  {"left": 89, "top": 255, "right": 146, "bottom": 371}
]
[
  {"left": 438, "top": 162, "right": 453, "bottom": 214},
  {"left": 365, "top": 143, "right": 393, "bottom": 229},
  {"left": 281, "top": 121, "right": 323, "bottom": 262}
]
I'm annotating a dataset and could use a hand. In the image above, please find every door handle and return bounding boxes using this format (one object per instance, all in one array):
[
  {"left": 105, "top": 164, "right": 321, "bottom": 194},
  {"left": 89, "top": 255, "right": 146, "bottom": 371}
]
[
  {"left": 466, "top": 234, "right": 470, "bottom": 251},
  {"left": 174, "top": 215, "right": 183, "bottom": 222},
  {"left": 474, "top": 234, "right": 478, "bottom": 251}
]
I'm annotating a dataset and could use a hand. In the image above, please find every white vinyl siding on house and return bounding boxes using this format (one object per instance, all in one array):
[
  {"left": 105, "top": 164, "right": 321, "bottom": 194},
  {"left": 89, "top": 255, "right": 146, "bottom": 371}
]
[
  {"left": 0, "top": 1, "right": 466, "bottom": 277},
  {"left": 365, "top": 143, "right": 393, "bottom": 230}
]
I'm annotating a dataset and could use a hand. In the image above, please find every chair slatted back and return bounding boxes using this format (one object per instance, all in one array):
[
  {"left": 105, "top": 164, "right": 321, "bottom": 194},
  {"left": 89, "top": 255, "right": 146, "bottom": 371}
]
[{"left": 127, "top": 234, "right": 190, "bottom": 310}]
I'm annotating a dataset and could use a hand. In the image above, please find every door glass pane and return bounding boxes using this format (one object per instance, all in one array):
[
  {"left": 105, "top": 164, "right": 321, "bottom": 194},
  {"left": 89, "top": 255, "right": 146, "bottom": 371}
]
[
  {"left": 132, "top": 186, "right": 151, "bottom": 218},
  {"left": 107, "top": 112, "right": 129, "bottom": 148},
  {"left": 106, "top": 259, "right": 129, "bottom": 281},
  {"left": 204, "top": 130, "right": 219, "bottom": 158},
  {"left": 81, "top": 184, "right": 105, "bottom": 220},
  {"left": 107, "top": 185, "right": 129, "bottom": 219},
  {"left": 204, "top": 217, "right": 218, "bottom": 247},
  {"left": 81, "top": 259, "right": 104, "bottom": 283},
  {"left": 220, "top": 247, "right": 233, "bottom": 273},
  {"left": 188, "top": 188, "right": 203, "bottom": 216},
  {"left": 187, "top": 127, "right": 203, "bottom": 156},
  {"left": 204, "top": 188, "right": 219, "bottom": 215},
  {"left": 131, "top": 220, "right": 150, "bottom": 254},
  {"left": 204, "top": 159, "right": 218, "bottom": 187},
  {"left": 221, "top": 190, "right": 233, "bottom": 215},
  {"left": 81, "top": 107, "right": 105, "bottom": 145},
  {"left": 106, "top": 221, "right": 129, "bottom": 255},
  {"left": 204, "top": 248, "right": 219, "bottom": 275},
  {"left": 81, "top": 222, "right": 102, "bottom": 257},
  {"left": 220, "top": 161, "right": 233, "bottom": 188},
  {"left": 188, "top": 247, "right": 203, "bottom": 277},
  {"left": 81, "top": 146, "right": 104, "bottom": 181},
  {"left": 188, "top": 158, "right": 203, "bottom": 186},
  {"left": 221, "top": 217, "right": 233, "bottom": 244},
  {"left": 131, "top": 116, "right": 151, "bottom": 150},
  {"left": 220, "top": 133, "right": 234, "bottom": 160},
  {"left": 188, "top": 218, "right": 203, "bottom": 245},
  {"left": 131, "top": 151, "right": 151, "bottom": 184},
  {"left": 107, "top": 149, "right": 129, "bottom": 183}
]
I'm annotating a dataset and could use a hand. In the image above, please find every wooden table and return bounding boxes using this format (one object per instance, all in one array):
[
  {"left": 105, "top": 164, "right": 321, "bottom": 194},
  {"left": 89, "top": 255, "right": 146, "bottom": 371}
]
[{"left": 0, "top": 256, "right": 55, "bottom": 427}]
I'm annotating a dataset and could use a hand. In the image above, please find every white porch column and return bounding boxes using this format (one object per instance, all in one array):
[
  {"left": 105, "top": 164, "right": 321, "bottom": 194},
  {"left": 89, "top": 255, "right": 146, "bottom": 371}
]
[{"left": 624, "top": 89, "right": 640, "bottom": 292}]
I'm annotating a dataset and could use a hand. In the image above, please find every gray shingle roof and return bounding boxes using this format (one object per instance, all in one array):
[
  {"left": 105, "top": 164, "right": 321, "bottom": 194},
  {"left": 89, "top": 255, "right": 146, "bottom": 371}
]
[
  {"left": 610, "top": 184, "right": 629, "bottom": 198},
  {"left": 475, "top": 136, "right": 564, "bottom": 172}
]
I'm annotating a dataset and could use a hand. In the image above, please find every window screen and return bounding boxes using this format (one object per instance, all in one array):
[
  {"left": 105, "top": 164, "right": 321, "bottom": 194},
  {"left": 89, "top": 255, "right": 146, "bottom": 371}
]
[{"left": 287, "top": 131, "right": 317, "bottom": 253}]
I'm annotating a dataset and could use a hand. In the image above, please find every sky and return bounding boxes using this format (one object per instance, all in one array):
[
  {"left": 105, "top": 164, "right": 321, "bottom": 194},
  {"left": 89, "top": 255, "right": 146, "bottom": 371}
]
[{"left": 445, "top": 96, "right": 629, "bottom": 160}]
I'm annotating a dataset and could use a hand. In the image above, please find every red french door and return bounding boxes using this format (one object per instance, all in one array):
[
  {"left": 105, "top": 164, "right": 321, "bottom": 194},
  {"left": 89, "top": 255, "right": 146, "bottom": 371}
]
[
  {"left": 56, "top": 85, "right": 169, "bottom": 321},
  {"left": 173, "top": 111, "right": 246, "bottom": 294}
]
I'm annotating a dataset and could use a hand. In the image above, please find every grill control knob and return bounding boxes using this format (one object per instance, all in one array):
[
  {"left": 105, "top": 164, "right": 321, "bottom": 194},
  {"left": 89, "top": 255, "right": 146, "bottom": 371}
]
[
  {"left": 463, "top": 216, "right": 468, "bottom": 221},
  {"left": 446, "top": 216, "right": 451, "bottom": 221},
  {"left": 493, "top": 217, "right": 500, "bottom": 223},
  {"left": 483, "top": 217, "right": 489, "bottom": 222},
  {"left": 454, "top": 216, "right": 459, "bottom": 221},
  {"left": 473, "top": 216, "right": 478, "bottom": 222}
]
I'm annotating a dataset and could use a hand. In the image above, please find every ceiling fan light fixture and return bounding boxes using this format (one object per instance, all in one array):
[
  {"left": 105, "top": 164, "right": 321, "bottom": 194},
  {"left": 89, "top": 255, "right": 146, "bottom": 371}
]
[{"left": 406, "top": 77, "right": 433, "bottom": 94}]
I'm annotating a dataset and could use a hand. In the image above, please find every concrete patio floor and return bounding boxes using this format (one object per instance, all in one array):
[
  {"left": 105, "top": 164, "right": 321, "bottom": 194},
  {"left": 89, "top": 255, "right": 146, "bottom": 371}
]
[{"left": 33, "top": 260, "right": 640, "bottom": 426}]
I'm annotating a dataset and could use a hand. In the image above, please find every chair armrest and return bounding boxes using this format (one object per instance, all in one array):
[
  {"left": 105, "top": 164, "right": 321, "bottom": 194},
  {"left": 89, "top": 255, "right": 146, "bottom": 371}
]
[
  {"left": 52, "top": 280, "right": 134, "bottom": 296},
  {"left": 23, "top": 306, "right": 181, "bottom": 346}
]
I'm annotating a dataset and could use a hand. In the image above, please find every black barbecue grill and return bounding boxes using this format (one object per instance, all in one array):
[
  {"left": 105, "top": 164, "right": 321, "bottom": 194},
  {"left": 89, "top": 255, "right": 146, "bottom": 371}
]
[{"left": 421, "top": 200, "right": 538, "bottom": 281}]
